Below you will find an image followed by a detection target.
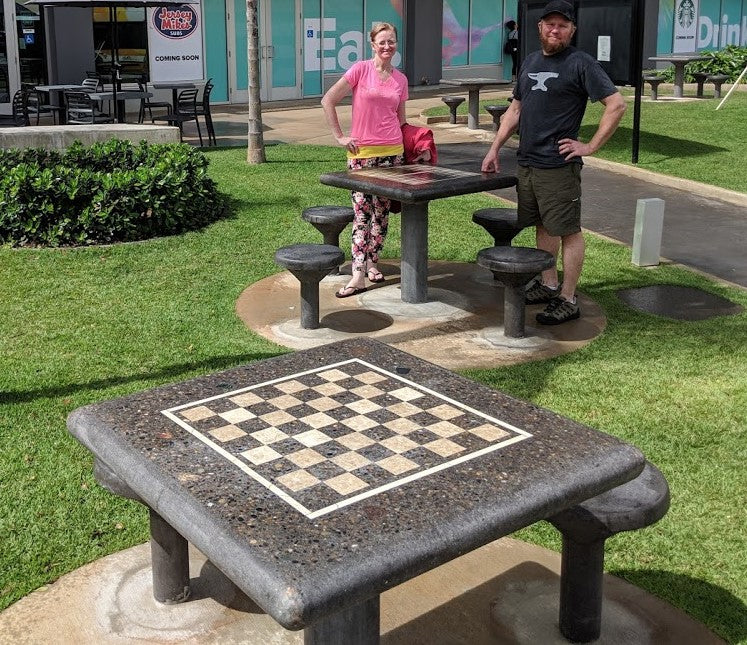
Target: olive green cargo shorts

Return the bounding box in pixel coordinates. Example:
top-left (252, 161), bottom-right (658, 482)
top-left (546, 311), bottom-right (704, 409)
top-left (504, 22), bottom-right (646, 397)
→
top-left (516, 164), bottom-right (582, 237)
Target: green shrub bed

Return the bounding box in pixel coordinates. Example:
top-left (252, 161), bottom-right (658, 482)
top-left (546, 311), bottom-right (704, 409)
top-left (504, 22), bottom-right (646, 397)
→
top-left (0, 139), bottom-right (228, 247)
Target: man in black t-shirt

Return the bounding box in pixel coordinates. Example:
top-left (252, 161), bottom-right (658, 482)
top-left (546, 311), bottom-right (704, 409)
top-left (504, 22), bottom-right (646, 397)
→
top-left (482, 0), bottom-right (626, 325)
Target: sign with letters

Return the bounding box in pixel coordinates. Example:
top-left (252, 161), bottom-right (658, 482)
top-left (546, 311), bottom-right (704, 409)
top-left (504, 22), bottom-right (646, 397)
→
top-left (147, 4), bottom-right (204, 81)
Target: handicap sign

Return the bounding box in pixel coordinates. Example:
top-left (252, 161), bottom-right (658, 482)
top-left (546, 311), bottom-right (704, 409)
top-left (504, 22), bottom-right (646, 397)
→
top-left (24, 34), bottom-right (35, 45)
top-left (306, 29), bottom-right (314, 38)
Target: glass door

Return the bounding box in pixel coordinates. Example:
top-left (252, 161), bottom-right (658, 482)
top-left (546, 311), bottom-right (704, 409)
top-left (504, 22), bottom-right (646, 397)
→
top-left (15, 1), bottom-right (48, 86)
top-left (228, 0), bottom-right (301, 104)
top-left (0, 0), bottom-right (20, 108)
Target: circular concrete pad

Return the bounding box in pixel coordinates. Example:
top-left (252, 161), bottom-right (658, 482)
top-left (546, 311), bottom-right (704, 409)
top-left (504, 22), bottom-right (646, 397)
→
top-left (237, 260), bottom-right (606, 370)
top-left (617, 285), bottom-right (743, 320)
top-left (0, 539), bottom-right (724, 645)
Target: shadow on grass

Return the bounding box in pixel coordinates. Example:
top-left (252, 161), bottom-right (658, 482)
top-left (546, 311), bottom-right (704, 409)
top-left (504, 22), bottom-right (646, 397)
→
top-left (0, 351), bottom-right (287, 405)
top-left (613, 568), bottom-right (747, 644)
top-left (579, 125), bottom-right (728, 161)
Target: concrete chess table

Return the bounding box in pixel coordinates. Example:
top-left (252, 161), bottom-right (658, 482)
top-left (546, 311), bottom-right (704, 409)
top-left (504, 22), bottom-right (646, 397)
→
top-left (68, 338), bottom-right (644, 644)
top-left (320, 165), bottom-right (517, 303)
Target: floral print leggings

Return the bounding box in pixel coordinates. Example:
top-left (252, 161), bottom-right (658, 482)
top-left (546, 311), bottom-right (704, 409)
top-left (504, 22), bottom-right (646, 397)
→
top-left (347, 153), bottom-right (405, 275)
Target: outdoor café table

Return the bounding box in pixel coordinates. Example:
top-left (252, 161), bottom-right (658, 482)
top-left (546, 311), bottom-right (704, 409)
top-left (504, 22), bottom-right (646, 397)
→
top-left (320, 164), bottom-right (517, 303)
top-left (88, 89), bottom-right (152, 123)
top-left (152, 81), bottom-right (197, 112)
top-left (439, 77), bottom-right (513, 128)
top-left (648, 55), bottom-right (708, 98)
top-left (34, 84), bottom-right (85, 124)
top-left (67, 338), bottom-right (644, 644)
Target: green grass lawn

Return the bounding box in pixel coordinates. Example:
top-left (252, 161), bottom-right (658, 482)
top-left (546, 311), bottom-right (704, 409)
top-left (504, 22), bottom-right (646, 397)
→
top-left (424, 91), bottom-right (747, 192)
top-left (1, 145), bottom-right (745, 643)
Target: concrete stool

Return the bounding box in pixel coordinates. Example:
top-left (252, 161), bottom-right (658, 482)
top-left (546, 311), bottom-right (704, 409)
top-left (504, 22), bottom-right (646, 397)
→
top-left (301, 205), bottom-right (354, 275)
top-left (707, 74), bottom-right (729, 98)
top-left (548, 461), bottom-right (670, 643)
top-left (692, 71), bottom-right (709, 97)
top-left (485, 104), bottom-right (508, 131)
top-left (472, 208), bottom-right (523, 247)
top-left (274, 244), bottom-right (344, 330)
top-left (476, 246), bottom-right (555, 338)
top-left (643, 74), bottom-right (664, 100)
top-left (441, 95), bottom-right (465, 124)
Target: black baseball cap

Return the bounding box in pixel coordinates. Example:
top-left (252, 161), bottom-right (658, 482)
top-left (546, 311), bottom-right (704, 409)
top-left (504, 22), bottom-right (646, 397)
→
top-left (540, 0), bottom-right (576, 22)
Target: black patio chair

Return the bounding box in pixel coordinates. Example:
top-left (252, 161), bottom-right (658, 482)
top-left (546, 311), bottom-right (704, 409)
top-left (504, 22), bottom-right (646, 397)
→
top-left (152, 87), bottom-right (203, 145)
top-left (64, 91), bottom-right (114, 124)
top-left (0, 90), bottom-right (30, 127)
top-left (23, 84), bottom-right (61, 125)
top-left (137, 79), bottom-right (172, 123)
top-left (194, 78), bottom-right (216, 145)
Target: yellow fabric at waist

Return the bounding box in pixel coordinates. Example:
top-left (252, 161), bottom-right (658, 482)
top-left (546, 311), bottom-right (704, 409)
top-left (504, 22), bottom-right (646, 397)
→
top-left (347, 143), bottom-right (404, 159)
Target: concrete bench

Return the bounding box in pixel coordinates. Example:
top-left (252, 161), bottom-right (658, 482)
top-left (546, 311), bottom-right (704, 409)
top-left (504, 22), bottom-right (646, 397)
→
top-left (301, 205), bottom-right (354, 275)
top-left (706, 74), bottom-right (729, 98)
top-left (548, 461), bottom-right (670, 642)
top-left (472, 208), bottom-right (523, 246)
top-left (484, 104), bottom-right (508, 131)
top-left (0, 123), bottom-right (180, 150)
top-left (274, 243), bottom-right (344, 329)
top-left (440, 95), bottom-right (465, 124)
top-left (642, 74), bottom-right (665, 100)
top-left (476, 246), bottom-right (556, 338)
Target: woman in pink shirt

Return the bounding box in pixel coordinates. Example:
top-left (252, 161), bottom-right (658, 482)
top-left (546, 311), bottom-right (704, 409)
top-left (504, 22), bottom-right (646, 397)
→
top-left (321, 22), bottom-right (409, 298)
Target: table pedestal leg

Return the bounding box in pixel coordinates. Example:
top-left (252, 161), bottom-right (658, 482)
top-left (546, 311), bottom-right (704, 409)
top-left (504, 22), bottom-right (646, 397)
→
top-left (149, 508), bottom-right (191, 604)
top-left (400, 202), bottom-right (428, 303)
top-left (673, 65), bottom-right (684, 98)
top-left (467, 89), bottom-right (480, 129)
top-left (304, 595), bottom-right (380, 645)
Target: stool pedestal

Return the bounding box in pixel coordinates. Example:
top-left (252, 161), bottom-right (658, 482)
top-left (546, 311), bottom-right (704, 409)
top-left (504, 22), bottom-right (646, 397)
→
top-left (275, 244), bottom-right (344, 329)
top-left (477, 246), bottom-right (555, 338)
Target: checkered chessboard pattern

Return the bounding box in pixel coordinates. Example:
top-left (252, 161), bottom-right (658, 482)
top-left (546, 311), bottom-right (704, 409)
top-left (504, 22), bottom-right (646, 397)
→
top-left (162, 359), bottom-right (531, 518)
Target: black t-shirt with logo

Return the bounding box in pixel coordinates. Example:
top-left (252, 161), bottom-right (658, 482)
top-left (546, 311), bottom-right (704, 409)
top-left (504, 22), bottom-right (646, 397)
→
top-left (514, 46), bottom-right (617, 168)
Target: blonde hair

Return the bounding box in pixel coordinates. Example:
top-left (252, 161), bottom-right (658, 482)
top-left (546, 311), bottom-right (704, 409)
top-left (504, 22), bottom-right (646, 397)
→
top-left (370, 22), bottom-right (397, 42)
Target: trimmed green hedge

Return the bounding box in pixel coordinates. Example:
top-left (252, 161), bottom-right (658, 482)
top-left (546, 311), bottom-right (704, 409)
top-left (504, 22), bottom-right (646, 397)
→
top-left (0, 139), bottom-right (229, 247)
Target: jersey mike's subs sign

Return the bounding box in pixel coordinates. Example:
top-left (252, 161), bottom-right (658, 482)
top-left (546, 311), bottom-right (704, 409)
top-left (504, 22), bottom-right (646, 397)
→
top-left (147, 4), bottom-right (203, 81)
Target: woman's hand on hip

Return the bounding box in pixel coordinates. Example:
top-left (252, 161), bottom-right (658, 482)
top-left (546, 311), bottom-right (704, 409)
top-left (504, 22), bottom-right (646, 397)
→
top-left (336, 135), bottom-right (359, 155)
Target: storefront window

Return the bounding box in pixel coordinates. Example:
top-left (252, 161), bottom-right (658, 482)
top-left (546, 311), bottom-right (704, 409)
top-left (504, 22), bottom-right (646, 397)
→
top-left (16, 2), bottom-right (47, 85)
top-left (442, 0), bottom-right (503, 68)
top-left (0, 6), bottom-right (9, 102)
top-left (93, 6), bottom-right (148, 78)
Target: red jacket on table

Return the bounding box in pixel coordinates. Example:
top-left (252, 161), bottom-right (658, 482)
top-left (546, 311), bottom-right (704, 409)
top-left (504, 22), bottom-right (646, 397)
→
top-left (401, 123), bottom-right (438, 165)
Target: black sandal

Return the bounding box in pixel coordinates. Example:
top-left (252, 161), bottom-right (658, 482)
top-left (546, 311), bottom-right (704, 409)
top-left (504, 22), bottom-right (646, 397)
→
top-left (335, 285), bottom-right (367, 298)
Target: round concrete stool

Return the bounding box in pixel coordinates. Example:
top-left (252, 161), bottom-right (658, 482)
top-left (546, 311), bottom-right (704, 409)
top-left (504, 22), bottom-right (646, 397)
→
top-left (484, 104), bottom-right (508, 131)
top-left (441, 95), bottom-right (465, 124)
top-left (548, 461), bottom-right (670, 642)
top-left (274, 244), bottom-right (344, 329)
top-left (706, 73), bottom-right (729, 98)
top-left (302, 205), bottom-right (354, 275)
top-left (476, 246), bottom-right (555, 338)
top-left (472, 208), bottom-right (523, 247)
top-left (692, 71), bottom-right (709, 97)
top-left (643, 74), bottom-right (664, 100)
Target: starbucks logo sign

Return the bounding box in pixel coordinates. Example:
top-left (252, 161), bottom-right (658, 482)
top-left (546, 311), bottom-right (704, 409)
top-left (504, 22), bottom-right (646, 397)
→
top-left (677, 0), bottom-right (696, 29)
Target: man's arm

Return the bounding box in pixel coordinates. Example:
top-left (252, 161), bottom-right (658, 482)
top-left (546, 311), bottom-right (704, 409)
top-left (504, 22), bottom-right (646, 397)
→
top-left (481, 99), bottom-right (522, 173)
top-left (558, 91), bottom-right (626, 161)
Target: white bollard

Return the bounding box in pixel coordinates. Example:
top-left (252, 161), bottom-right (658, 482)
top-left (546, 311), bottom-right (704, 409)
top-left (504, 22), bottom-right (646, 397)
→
top-left (632, 198), bottom-right (665, 267)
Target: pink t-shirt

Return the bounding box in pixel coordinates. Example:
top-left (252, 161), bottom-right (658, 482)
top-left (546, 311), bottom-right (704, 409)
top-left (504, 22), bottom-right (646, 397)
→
top-left (344, 60), bottom-right (409, 147)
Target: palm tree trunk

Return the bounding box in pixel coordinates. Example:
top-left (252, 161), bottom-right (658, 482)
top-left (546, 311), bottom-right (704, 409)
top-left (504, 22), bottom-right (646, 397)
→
top-left (246, 0), bottom-right (265, 164)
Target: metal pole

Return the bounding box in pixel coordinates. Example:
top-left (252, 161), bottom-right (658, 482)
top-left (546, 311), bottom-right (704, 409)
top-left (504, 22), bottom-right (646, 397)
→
top-left (631, 0), bottom-right (645, 164)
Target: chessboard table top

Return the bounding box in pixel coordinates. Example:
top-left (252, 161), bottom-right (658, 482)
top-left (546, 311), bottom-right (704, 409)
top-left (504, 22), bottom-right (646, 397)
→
top-left (68, 338), bottom-right (644, 629)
